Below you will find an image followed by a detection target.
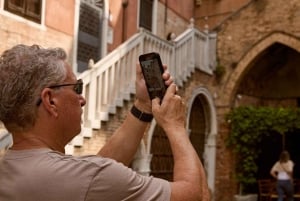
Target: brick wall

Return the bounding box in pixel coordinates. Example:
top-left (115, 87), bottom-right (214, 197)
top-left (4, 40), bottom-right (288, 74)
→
top-left (0, 8), bottom-right (74, 62)
top-left (156, 1), bottom-right (191, 40)
top-left (194, 0), bottom-right (251, 31)
top-left (74, 96), bottom-right (135, 156)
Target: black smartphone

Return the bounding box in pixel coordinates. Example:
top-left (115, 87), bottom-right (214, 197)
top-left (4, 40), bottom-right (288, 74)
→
top-left (139, 52), bottom-right (167, 100)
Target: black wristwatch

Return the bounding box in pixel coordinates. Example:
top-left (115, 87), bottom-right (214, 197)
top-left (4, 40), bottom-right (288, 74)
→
top-left (131, 105), bottom-right (153, 122)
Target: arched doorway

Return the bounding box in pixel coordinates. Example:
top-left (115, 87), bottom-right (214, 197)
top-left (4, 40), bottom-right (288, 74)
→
top-left (235, 43), bottom-right (300, 182)
top-left (148, 87), bottom-right (217, 198)
top-left (223, 32), bottom-right (300, 193)
top-left (188, 94), bottom-right (209, 163)
top-left (187, 88), bottom-right (217, 199)
top-left (149, 125), bottom-right (173, 181)
top-left (257, 130), bottom-right (300, 180)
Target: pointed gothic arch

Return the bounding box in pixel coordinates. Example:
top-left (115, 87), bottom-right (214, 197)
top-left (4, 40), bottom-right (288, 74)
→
top-left (223, 31), bottom-right (300, 105)
top-left (186, 87), bottom-right (218, 199)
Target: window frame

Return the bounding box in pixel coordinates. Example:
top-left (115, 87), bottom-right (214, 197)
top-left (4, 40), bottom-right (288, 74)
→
top-left (2, 0), bottom-right (45, 25)
top-left (138, 0), bottom-right (153, 31)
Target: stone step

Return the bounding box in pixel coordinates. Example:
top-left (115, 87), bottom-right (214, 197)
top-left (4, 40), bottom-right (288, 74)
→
top-left (0, 128), bottom-right (12, 150)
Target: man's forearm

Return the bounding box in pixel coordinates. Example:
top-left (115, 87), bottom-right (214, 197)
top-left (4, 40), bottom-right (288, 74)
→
top-left (97, 101), bottom-right (150, 166)
top-left (168, 127), bottom-right (210, 201)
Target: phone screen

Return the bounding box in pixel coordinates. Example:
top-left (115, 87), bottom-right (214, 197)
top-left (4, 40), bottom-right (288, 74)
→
top-left (139, 53), bottom-right (167, 100)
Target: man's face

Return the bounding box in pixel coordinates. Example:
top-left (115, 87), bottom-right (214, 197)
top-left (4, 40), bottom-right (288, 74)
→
top-left (55, 62), bottom-right (86, 141)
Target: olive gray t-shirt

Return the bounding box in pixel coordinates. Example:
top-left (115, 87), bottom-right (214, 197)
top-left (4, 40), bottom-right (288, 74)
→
top-left (0, 149), bottom-right (170, 201)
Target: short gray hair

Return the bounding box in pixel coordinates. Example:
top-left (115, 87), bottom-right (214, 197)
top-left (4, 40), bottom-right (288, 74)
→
top-left (0, 44), bottom-right (67, 132)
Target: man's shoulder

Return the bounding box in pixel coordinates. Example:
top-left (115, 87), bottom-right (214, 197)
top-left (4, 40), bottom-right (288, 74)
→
top-left (4, 149), bottom-right (117, 177)
top-left (46, 150), bottom-right (117, 171)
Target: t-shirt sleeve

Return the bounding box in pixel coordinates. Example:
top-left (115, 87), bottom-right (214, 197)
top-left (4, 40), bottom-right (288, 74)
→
top-left (85, 158), bottom-right (171, 201)
top-left (271, 162), bottom-right (279, 173)
top-left (287, 160), bottom-right (294, 172)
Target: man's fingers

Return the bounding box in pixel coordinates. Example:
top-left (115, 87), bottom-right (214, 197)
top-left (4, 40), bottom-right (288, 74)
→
top-left (164, 84), bottom-right (177, 100)
top-left (136, 63), bottom-right (143, 80)
top-left (152, 97), bottom-right (161, 110)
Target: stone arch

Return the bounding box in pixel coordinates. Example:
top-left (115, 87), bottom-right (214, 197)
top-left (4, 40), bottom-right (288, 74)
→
top-left (222, 31), bottom-right (300, 106)
top-left (186, 87), bottom-right (218, 200)
top-left (139, 87), bottom-right (217, 196)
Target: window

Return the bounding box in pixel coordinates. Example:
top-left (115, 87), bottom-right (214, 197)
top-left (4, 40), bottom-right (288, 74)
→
top-left (4, 0), bottom-right (42, 23)
top-left (76, 0), bottom-right (104, 72)
top-left (139, 0), bottom-right (153, 31)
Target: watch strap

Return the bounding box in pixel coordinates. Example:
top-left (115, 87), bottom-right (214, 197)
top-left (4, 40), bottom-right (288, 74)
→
top-left (131, 105), bottom-right (153, 122)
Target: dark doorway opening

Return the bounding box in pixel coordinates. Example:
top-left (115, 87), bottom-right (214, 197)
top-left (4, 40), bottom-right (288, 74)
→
top-left (257, 129), bottom-right (300, 180)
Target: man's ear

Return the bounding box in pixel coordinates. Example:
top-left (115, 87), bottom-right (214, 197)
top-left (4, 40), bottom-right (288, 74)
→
top-left (40, 88), bottom-right (58, 117)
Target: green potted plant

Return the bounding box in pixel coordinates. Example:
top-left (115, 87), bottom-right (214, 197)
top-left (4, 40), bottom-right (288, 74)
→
top-left (214, 59), bottom-right (226, 83)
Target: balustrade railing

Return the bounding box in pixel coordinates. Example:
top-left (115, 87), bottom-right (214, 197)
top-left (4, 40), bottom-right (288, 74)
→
top-left (65, 27), bottom-right (217, 153)
top-left (0, 26), bottom-right (217, 154)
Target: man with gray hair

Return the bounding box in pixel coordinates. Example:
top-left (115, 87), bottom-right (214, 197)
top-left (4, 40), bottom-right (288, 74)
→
top-left (0, 44), bottom-right (209, 201)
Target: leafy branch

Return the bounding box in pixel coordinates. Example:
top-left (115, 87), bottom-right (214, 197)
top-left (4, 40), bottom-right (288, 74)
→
top-left (226, 106), bottom-right (300, 193)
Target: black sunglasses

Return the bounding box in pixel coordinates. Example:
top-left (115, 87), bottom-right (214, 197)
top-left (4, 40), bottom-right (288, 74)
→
top-left (48, 79), bottom-right (83, 94)
top-left (36, 79), bottom-right (83, 106)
